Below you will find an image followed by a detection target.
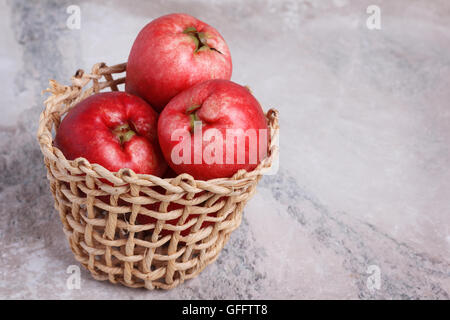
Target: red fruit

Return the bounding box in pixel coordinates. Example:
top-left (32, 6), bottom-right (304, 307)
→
top-left (55, 91), bottom-right (167, 176)
top-left (125, 13), bottom-right (232, 112)
top-left (158, 79), bottom-right (269, 180)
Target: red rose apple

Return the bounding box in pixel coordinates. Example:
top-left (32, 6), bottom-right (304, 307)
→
top-left (157, 79), bottom-right (268, 180)
top-left (125, 13), bottom-right (232, 112)
top-left (55, 91), bottom-right (167, 176)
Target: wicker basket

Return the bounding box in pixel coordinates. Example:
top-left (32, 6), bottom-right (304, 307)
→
top-left (37, 62), bottom-right (279, 290)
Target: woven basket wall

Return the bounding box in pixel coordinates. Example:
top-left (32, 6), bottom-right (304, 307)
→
top-left (37, 62), bottom-right (279, 290)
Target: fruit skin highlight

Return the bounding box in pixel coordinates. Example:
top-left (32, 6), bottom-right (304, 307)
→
top-left (158, 79), bottom-right (269, 180)
top-left (125, 13), bottom-right (232, 112)
top-left (55, 91), bottom-right (167, 176)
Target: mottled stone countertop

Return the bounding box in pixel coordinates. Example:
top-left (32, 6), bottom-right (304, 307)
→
top-left (1, 0), bottom-right (449, 299)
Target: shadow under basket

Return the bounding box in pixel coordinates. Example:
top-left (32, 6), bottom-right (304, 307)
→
top-left (37, 62), bottom-right (279, 290)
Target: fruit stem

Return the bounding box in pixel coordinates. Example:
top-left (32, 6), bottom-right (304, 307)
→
top-left (121, 130), bottom-right (136, 143)
top-left (186, 104), bottom-right (201, 114)
top-left (189, 112), bottom-right (201, 133)
top-left (112, 123), bottom-right (136, 144)
top-left (183, 26), bottom-right (221, 54)
top-left (183, 26), bottom-right (197, 34)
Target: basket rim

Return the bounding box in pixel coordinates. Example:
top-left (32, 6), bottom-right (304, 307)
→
top-left (37, 62), bottom-right (279, 188)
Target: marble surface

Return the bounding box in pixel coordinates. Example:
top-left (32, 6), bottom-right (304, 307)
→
top-left (1, 0), bottom-right (449, 299)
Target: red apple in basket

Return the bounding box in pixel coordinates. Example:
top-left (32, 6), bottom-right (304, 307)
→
top-left (157, 79), bottom-right (269, 180)
top-left (55, 91), bottom-right (167, 176)
top-left (125, 13), bottom-right (232, 112)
